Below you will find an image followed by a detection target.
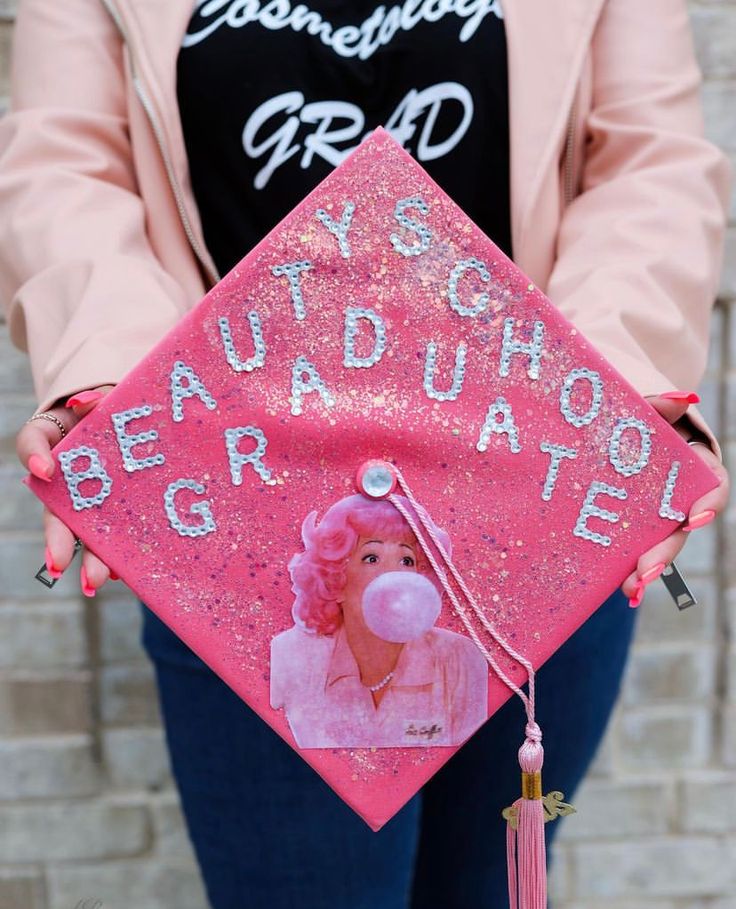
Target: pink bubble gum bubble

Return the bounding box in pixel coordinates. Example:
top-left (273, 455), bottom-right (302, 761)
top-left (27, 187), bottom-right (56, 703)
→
top-left (362, 571), bottom-right (441, 643)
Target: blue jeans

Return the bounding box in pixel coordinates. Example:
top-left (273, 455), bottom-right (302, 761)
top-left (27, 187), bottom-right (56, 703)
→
top-left (140, 588), bottom-right (636, 909)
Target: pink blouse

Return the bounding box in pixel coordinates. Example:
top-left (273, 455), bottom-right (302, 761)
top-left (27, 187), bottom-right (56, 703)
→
top-left (270, 623), bottom-right (488, 748)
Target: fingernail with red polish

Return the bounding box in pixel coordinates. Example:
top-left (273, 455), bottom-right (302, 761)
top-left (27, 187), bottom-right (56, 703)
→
top-left (80, 565), bottom-right (96, 597)
top-left (660, 391), bottom-right (700, 403)
top-left (45, 546), bottom-right (62, 579)
top-left (629, 581), bottom-right (644, 608)
top-left (639, 561), bottom-right (666, 585)
top-left (28, 453), bottom-right (53, 482)
top-left (65, 390), bottom-right (105, 408)
top-left (683, 509), bottom-right (716, 532)
top-left (109, 570), bottom-right (120, 581)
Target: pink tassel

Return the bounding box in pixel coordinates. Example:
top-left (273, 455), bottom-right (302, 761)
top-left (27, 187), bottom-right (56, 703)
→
top-left (507, 722), bottom-right (547, 909)
top-left (384, 469), bottom-right (551, 906)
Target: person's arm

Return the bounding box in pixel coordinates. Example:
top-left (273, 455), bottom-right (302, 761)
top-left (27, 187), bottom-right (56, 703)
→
top-left (0, 0), bottom-right (193, 593)
top-left (0, 0), bottom-right (191, 414)
top-left (545, 0), bottom-right (732, 462)
top-left (544, 0), bottom-right (731, 605)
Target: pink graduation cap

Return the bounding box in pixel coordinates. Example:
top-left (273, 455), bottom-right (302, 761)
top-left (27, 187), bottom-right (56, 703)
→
top-left (26, 127), bottom-right (719, 907)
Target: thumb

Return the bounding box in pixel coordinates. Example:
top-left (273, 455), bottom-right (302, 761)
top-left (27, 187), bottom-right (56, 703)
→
top-left (643, 391), bottom-right (698, 426)
top-left (64, 384), bottom-right (116, 419)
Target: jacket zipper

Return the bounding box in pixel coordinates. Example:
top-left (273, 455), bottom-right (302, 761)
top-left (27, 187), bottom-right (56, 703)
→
top-left (98, 0), bottom-right (221, 288)
top-left (562, 87), bottom-right (578, 208)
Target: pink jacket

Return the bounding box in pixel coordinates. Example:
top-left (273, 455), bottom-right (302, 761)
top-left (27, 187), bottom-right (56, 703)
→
top-left (0, 0), bottom-right (731, 458)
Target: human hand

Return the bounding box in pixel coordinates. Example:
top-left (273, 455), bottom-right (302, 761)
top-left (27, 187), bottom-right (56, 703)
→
top-left (18, 385), bottom-right (117, 597)
top-left (621, 391), bottom-right (730, 608)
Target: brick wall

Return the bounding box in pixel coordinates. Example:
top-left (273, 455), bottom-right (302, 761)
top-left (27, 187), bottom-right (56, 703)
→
top-left (0, 2), bottom-right (734, 907)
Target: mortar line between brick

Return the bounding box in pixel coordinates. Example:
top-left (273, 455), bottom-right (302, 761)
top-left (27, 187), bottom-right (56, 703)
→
top-left (39, 863), bottom-right (49, 909)
top-left (713, 298), bottom-right (732, 760)
top-left (82, 594), bottom-right (104, 768)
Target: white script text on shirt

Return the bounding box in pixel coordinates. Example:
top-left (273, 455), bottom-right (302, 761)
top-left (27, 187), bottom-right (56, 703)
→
top-left (184, 0), bottom-right (504, 59)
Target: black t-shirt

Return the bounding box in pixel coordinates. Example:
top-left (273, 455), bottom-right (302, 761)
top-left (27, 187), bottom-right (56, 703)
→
top-left (176, 0), bottom-right (511, 278)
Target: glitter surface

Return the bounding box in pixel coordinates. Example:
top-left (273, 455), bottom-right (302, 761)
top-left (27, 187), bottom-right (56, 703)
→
top-left (26, 127), bottom-right (720, 832)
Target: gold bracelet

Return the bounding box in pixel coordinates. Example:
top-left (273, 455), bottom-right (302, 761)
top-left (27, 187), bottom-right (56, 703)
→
top-left (25, 411), bottom-right (68, 439)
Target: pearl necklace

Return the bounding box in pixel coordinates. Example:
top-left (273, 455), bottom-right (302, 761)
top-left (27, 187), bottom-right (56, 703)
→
top-left (366, 670), bottom-right (394, 692)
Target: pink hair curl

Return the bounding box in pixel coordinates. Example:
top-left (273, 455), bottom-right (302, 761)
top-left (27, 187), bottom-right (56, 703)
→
top-left (288, 494), bottom-right (452, 635)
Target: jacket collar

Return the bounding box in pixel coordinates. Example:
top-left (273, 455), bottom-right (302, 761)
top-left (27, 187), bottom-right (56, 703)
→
top-left (105, 0), bottom-right (606, 269)
top-left (325, 623), bottom-right (436, 690)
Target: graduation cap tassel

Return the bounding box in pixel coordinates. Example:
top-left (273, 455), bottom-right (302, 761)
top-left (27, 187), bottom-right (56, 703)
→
top-left (507, 722), bottom-right (547, 909)
top-left (355, 462), bottom-right (557, 909)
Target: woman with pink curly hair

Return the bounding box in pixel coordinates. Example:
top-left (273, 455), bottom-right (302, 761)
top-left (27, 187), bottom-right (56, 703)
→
top-left (270, 494), bottom-right (488, 748)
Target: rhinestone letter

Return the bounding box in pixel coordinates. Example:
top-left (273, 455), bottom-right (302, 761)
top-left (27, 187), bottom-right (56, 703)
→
top-left (499, 317), bottom-right (545, 380)
top-left (608, 417), bottom-right (652, 477)
top-left (111, 406), bottom-right (165, 473)
top-left (477, 396), bottom-right (522, 453)
top-left (315, 201), bottom-right (355, 258)
top-left (344, 307), bottom-right (387, 368)
top-left (390, 196), bottom-right (432, 257)
top-left (225, 426), bottom-right (272, 485)
top-left (560, 367), bottom-right (603, 428)
top-left (290, 355), bottom-right (335, 416)
top-left (448, 258), bottom-right (491, 317)
top-left (170, 360), bottom-right (217, 423)
top-left (58, 446), bottom-right (113, 511)
top-left (423, 341), bottom-right (467, 401)
top-left (218, 311), bottom-right (266, 372)
top-left (163, 479), bottom-right (217, 538)
top-left (539, 441), bottom-right (577, 501)
top-left (659, 460), bottom-right (686, 522)
top-left (573, 480), bottom-right (627, 546)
